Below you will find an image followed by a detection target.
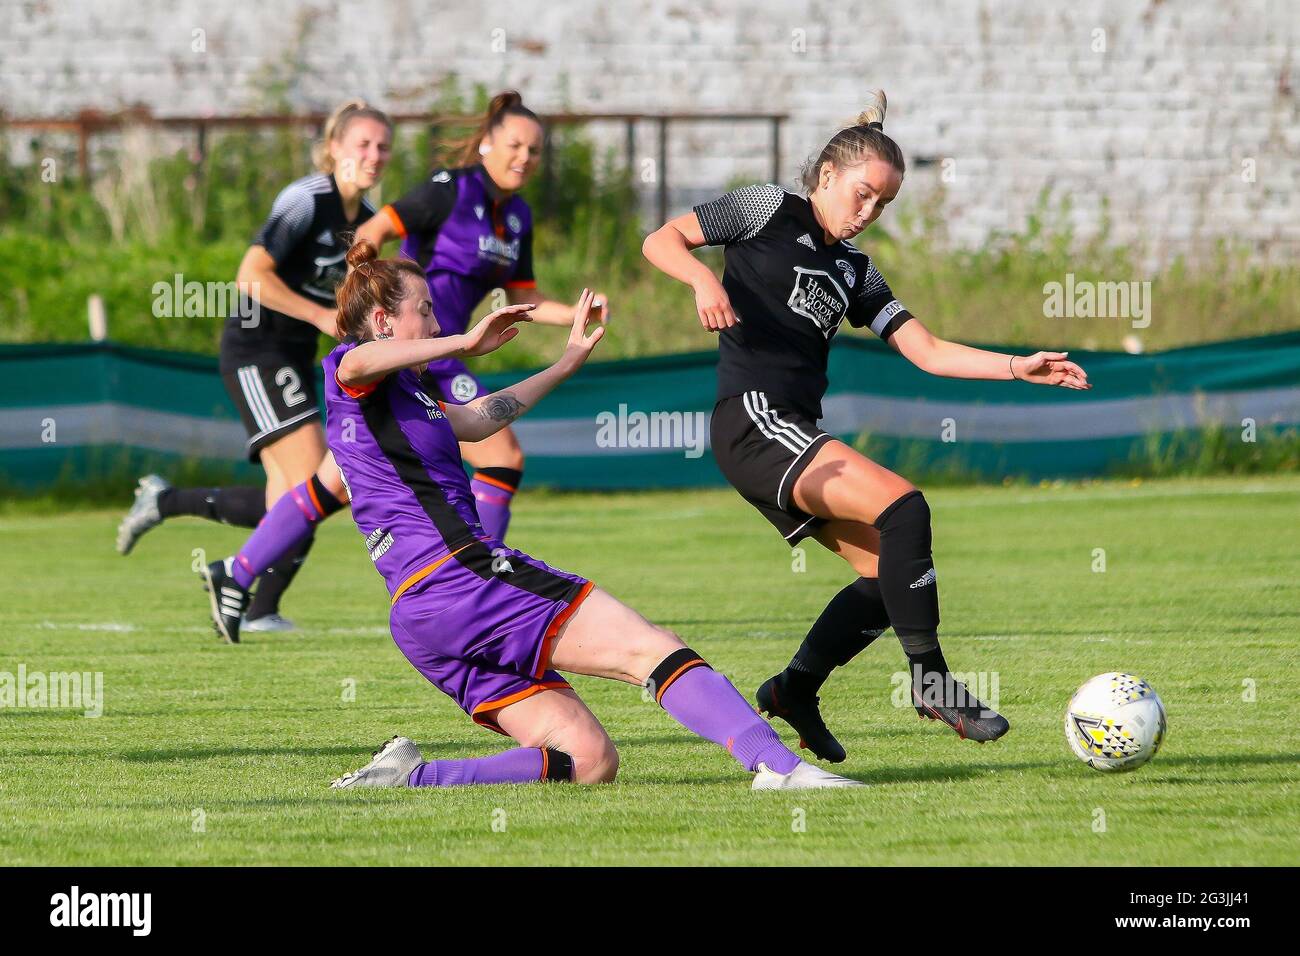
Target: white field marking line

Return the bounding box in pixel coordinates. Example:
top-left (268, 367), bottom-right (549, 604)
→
top-left (38, 621), bottom-right (135, 632)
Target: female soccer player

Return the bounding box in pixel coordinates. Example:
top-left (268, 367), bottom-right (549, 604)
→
top-left (642, 91), bottom-right (1090, 762)
top-left (117, 99), bottom-right (394, 633)
top-left (197, 90), bottom-right (609, 643)
top-left (354, 89), bottom-right (609, 541)
top-left (322, 240), bottom-right (854, 791)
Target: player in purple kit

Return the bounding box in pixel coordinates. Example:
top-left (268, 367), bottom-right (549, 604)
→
top-left (355, 89), bottom-right (606, 541)
top-left (307, 240), bottom-right (856, 790)
top-left (197, 91), bottom-right (608, 643)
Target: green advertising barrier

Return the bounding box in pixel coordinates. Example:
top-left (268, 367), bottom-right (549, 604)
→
top-left (2, 333), bottom-right (1298, 491)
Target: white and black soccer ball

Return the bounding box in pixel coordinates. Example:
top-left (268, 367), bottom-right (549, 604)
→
top-left (1065, 672), bottom-right (1167, 772)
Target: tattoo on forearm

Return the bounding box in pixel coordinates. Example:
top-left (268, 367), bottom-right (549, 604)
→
top-left (476, 392), bottom-right (525, 424)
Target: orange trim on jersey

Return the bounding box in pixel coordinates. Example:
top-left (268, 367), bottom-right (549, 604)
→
top-left (540, 748), bottom-right (549, 780)
top-left (381, 204), bottom-right (407, 238)
top-left (335, 370), bottom-right (379, 399)
top-left (534, 580), bottom-right (596, 679)
top-left (655, 657), bottom-right (707, 704)
top-left (389, 543), bottom-right (473, 605)
top-left (471, 680), bottom-right (572, 735)
top-left (504, 279), bottom-right (537, 290)
top-left (472, 472), bottom-right (518, 494)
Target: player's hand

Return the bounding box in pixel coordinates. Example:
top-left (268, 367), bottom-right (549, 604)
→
top-left (588, 292), bottom-right (612, 327)
top-left (560, 288), bottom-right (606, 371)
top-left (692, 276), bottom-right (739, 332)
top-left (1013, 352), bottom-right (1091, 390)
top-left (462, 303), bottom-right (535, 357)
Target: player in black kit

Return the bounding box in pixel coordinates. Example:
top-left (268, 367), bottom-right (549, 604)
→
top-left (644, 90), bottom-right (1090, 762)
top-left (116, 99), bottom-right (394, 632)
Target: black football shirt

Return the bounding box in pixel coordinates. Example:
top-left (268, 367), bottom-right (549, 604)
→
top-left (694, 183), bottom-right (912, 420)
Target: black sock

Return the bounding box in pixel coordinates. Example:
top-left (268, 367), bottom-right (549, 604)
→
top-left (475, 466), bottom-right (523, 492)
top-left (246, 532), bottom-right (315, 619)
top-left (873, 489), bottom-right (950, 686)
top-left (157, 486), bottom-right (267, 528)
top-left (783, 577), bottom-right (891, 696)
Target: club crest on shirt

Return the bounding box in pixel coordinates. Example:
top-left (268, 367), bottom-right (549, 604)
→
top-left (450, 374), bottom-right (479, 402)
top-left (506, 213), bottom-right (522, 234)
top-left (431, 171), bottom-right (452, 183)
top-left (787, 267), bottom-right (850, 339)
top-left (835, 258), bottom-right (856, 289)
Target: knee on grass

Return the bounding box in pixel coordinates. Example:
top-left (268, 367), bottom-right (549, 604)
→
top-left (565, 733), bottom-right (619, 784)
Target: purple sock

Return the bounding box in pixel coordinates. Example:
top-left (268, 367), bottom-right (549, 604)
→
top-left (407, 747), bottom-right (570, 787)
top-left (232, 481), bottom-right (324, 589)
top-left (471, 472), bottom-right (517, 542)
top-left (655, 656), bottom-right (801, 774)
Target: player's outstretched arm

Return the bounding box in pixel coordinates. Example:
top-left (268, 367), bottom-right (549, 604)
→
top-left (507, 285), bottom-right (611, 328)
top-left (444, 289), bottom-right (605, 442)
top-left (889, 317), bottom-right (1091, 390)
top-left (338, 304), bottom-right (536, 388)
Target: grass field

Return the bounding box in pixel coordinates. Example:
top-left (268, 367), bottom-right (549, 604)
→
top-left (1, 475), bottom-right (1297, 866)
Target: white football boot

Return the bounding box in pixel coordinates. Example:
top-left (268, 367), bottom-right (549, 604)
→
top-left (330, 736), bottom-right (424, 789)
top-left (752, 760), bottom-right (865, 790)
top-left (116, 474), bottom-right (171, 555)
top-left (242, 613), bottom-right (296, 633)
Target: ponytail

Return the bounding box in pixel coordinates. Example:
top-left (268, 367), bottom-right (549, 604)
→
top-left (799, 89), bottom-right (905, 194)
top-left (457, 90), bottom-right (542, 166)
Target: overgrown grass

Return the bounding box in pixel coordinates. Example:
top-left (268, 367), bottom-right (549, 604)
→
top-left (2, 107), bottom-right (1297, 362)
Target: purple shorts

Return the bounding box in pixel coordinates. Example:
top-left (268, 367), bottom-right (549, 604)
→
top-left (421, 358), bottom-right (485, 406)
top-left (388, 542), bottom-right (593, 735)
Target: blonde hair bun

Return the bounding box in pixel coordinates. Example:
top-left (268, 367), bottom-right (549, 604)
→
top-left (855, 89), bottom-right (888, 129)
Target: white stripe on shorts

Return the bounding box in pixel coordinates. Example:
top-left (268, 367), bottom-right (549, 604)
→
top-left (755, 392), bottom-right (814, 447)
top-left (743, 391), bottom-right (802, 456)
top-left (237, 366), bottom-right (277, 434)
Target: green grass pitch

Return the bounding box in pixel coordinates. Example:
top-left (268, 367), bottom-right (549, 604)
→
top-left (1, 475), bottom-right (1297, 865)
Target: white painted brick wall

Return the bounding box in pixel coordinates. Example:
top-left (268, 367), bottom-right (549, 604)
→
top-left (2, 0), bottom-right (1297, 264)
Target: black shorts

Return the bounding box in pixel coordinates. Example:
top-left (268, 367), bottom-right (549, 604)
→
top-left (220, 353), bottom-right (321, 462)
top-left (710, 391), bottom-right (834, 544)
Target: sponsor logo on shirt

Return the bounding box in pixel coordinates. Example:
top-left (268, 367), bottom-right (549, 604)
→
top-left (411, 389), bottom-right (447, 419)
top-left (477, 233), bottom-right (521, 266)
top-left (787, 267), bottom-right (850, 339)
top-left (474, 204), bottom-right (485, 220)
top-left (431, 170), bottom-right (452, 183)
top-left (303, 248), bottom-right (348, 302)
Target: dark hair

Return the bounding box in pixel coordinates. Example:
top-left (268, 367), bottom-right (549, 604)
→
top-left (799, 90), bottom-right (905, 193)
top-left (458, 90), bottom-right (543, 166)
top-left (335, 240), bottom-right (426, 340)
